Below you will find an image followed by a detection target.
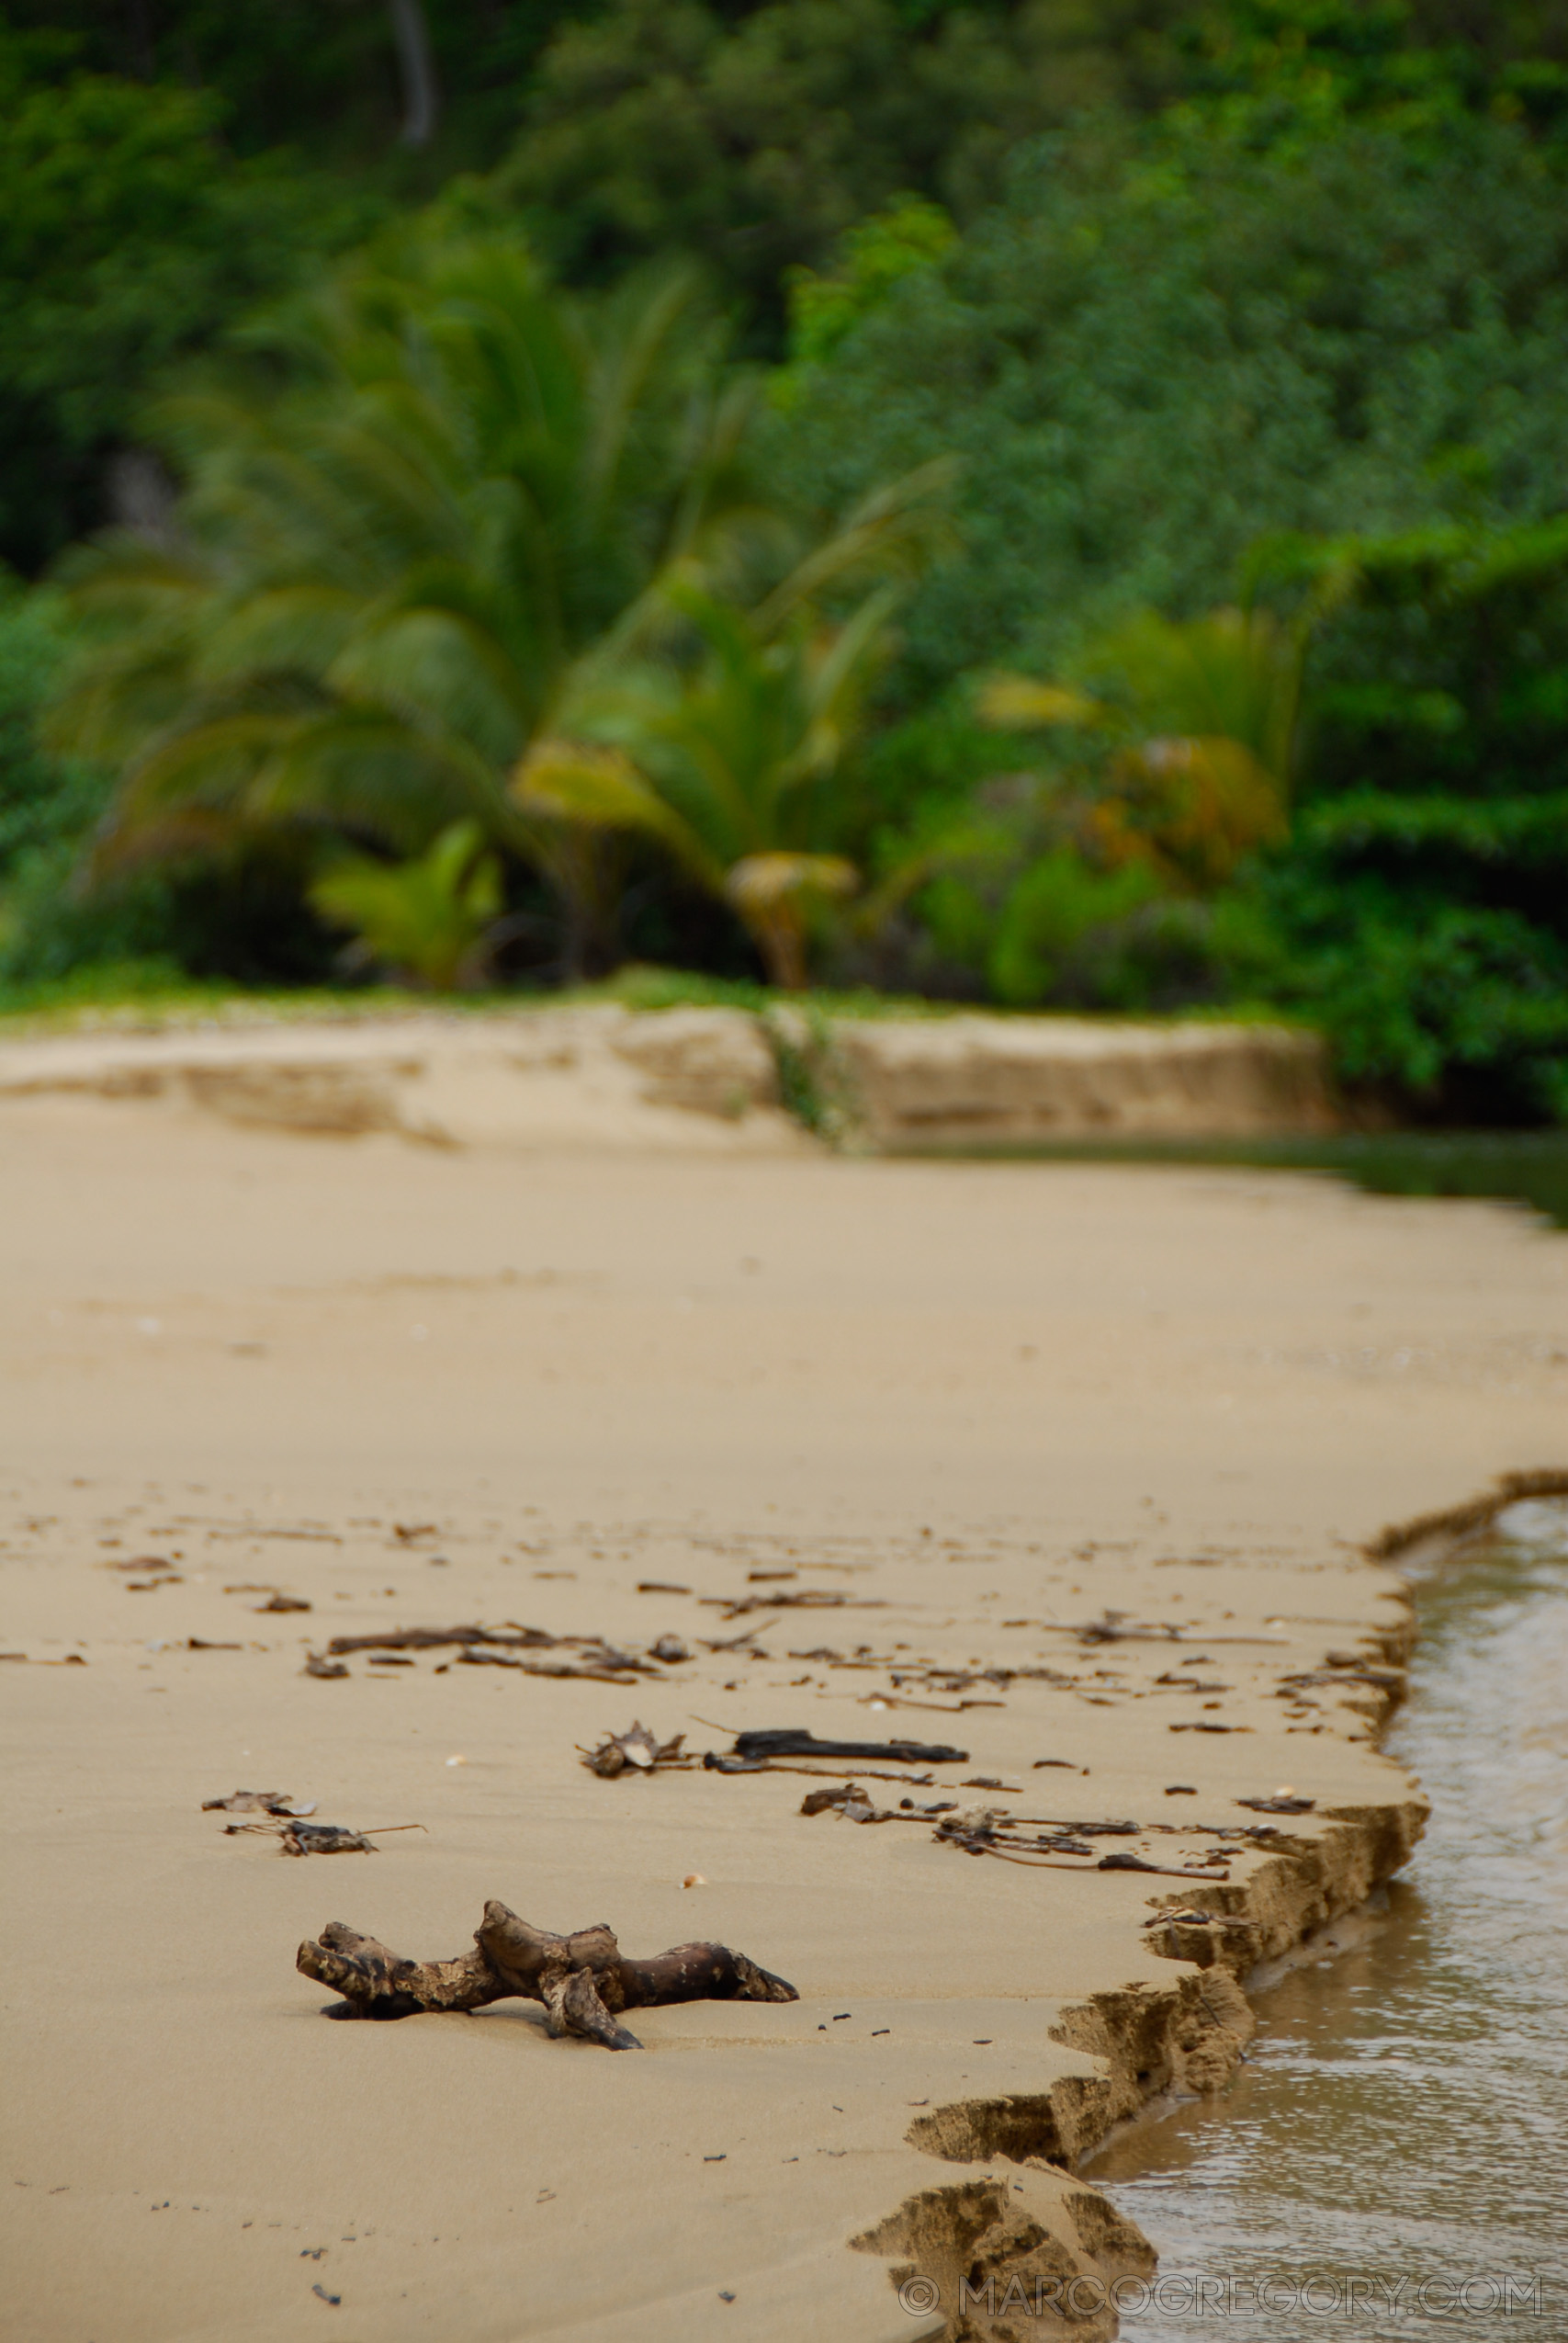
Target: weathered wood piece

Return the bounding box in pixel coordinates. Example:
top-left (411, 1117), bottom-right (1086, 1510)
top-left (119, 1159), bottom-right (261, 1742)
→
top-left (729, 1727), bottom-right (967, 1764)
top-left (298, 1900), bottom-right (797, 2047)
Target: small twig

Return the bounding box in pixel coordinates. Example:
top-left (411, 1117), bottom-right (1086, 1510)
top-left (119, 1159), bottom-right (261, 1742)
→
top-left (965, 1846), bottom-right (1230, 1877)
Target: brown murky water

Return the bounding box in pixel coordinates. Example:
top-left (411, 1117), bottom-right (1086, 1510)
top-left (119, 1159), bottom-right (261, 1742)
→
top-left (1089, 1500), bottom-right (1568, 2337)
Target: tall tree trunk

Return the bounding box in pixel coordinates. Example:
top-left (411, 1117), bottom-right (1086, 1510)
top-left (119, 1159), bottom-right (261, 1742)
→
top-left (388, 0), bottom-right (439, 148)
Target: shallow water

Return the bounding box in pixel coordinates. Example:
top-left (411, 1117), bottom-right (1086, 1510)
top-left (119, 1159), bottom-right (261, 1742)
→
top-left (1087, 1499), bottom-right (1568, 2337)
top-left (953, 1134), bottom-right (1568, 1231)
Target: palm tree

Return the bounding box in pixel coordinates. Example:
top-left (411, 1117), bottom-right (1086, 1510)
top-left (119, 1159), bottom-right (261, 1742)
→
top-left (980, 606), bottom-right (1303, 890)
top-left (48, 226), bottom-right (761, 975)
top-left (511, 571), bottom-right (905, 990)
top-left (309, 819), bottom-right (502, 989)
top-left (52, 221), bottom-right (944, 985)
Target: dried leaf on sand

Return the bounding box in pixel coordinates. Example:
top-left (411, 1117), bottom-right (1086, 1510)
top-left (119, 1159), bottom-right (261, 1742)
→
top-left (581, 1723), bottom-right (691, 1778)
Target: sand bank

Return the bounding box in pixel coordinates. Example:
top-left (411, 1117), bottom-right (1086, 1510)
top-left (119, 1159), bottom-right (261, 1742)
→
top-left (1, 1081), bottom-right (1563, 2341)
top-left (0, 1002), bottom-right (1335, 1152)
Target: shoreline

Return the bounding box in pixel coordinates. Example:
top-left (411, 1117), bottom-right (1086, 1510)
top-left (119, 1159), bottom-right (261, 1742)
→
top-left (2, 1093), bottom-right (1564, 2340)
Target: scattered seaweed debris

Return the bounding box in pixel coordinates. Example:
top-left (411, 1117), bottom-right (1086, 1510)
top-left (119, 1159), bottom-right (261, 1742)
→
top-left (324, 1624), bottom-right (556, 1656)
top-left (800, 1783), bottom-right (955, 1824)
top-left (202, 1790), bottom-right (318, 1817)
top-left (282, 1824), bottom-right (402, 1857)
top-left (801, 1783), bottom-right (887, 1823)
top-left (322, 1624), bottom-right (665, 1681)
top-left (700, 1589), bottom-right (886, 1621)
top-left (801, 1783), bottom-right (860, 1817)
top-left (297, 1901), bottom-right (797, 2046)
top-left (304, 1654), bottom-right (350, 1679)
top-left (225, 1820), bottom-right (426, 1856)
top-left (727, 1728), bottom-right (966, 1765)
top-left (456, 1646), bottom-right (646, 1684)
top-left (1035, 1612), bottom-right (1289, 1648)
top-left (931, 1809), bottom-right (1232, 1877)
top-left (1237, 1794), bottom-right (1315, 1814)
top-left (254, 1593), bottom-right (311, 1613)
top-left (581, 1724), bottom-right (691, 1778)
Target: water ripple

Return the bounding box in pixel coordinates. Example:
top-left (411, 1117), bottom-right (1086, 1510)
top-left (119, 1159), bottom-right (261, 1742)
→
top-left (1089, 1500), bottom-right (1568, 2337)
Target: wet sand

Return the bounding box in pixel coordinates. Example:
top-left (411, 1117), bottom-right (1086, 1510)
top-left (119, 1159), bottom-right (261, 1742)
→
top-left (2, 1092), bottom-right (1564, 2341)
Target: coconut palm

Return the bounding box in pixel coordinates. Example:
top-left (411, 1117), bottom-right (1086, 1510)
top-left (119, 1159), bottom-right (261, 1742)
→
top-left (511, 575), bottom-right (900, 989)
top-left (47, 226), bottom-right (763, 974)
top-left (51, 221), bottom-right (943, 982)
top-left (979, 606), bottom-right (1303, 890)
top-left (309, 819), bottom-right (503, 989)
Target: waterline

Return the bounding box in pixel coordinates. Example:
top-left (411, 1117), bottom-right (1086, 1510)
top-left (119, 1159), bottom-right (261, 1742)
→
top-left (1086, 1500), bottom-right (1568, 2337)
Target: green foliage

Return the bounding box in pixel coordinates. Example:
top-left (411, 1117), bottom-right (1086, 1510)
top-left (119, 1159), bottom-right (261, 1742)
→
top-left (981, 605), bottom-right (1302, 889)
top-left (0, 577), bottom-right (200, 982)
top-left (770, 119), bottom-right (1568, 694)
top-left (0, 582), bottom-right (99, 869)
top-left (1251, 895), bottom-right (1568, 1117)
top-left (0, 0), bottom-right (576, 178)
top-left (987, 851), bottom-right (1158, 1004)
top-left (310, 819), bottom-right (504, 987)
top-left (8, 1), bottom-right (1568, 1118)
top-left (497, 0), bottom-right (1568, 344)
top-left (46, 225), bottom-right (765, 973)
top-left (499, 0), bottom-right (1196, 338)
top-left (782, 197), bottom-right (958, 378)
top-left (901, 828), bottom-right (1233, 1011)
top-left (516, 569), bottom-right (912, 986)
top-left (0, 35), bottom-right (371, 570)
top-left (1064, 605), bottom-right (1305, 784)
top-left (1168, 0), bottom-right (1568, 146)
top-left (1233, 516), bottom-right (1568, 1116)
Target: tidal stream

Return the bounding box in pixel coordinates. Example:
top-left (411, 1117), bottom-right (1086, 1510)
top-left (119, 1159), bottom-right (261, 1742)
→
top-left (1088, 1500), bottom-right (1568, 2337)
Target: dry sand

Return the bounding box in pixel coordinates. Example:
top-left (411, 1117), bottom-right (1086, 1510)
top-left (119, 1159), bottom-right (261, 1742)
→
top-left (2, 1089), bottom-right (1565, 2342)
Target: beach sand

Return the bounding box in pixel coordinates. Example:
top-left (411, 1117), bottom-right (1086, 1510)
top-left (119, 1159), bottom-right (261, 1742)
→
top-left (2, 1091), bottom-right (1564, 2341)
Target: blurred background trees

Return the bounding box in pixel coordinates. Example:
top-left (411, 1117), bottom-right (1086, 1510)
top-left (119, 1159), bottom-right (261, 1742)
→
top-left (1, 0), bottom-right (1565, 1115)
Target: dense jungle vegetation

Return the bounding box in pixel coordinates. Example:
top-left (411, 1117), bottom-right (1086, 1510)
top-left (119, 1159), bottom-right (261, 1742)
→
top-left (2, 0), bottom-right (1566, 1120)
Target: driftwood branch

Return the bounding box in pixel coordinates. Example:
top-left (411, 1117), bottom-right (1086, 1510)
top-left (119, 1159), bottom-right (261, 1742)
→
top-left (298, 1900), bottom-right (797, 2048)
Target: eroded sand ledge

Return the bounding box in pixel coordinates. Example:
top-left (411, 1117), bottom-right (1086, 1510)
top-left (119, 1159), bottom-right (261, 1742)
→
top-left (1, 1078), bottom-right (1564, 2342)
top-left (0, 1001), bottom-right (1337, 1150)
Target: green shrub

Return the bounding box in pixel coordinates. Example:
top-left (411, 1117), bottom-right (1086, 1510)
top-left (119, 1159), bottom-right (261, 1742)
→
top-left (770, 119), bottom-right (1568, 694)
top-left (310, 822), bottom-right (505, 990)
top-left (987, 851), bottom-right (1161, 1004)
top-left (0, 40), bottom-right (369, 570)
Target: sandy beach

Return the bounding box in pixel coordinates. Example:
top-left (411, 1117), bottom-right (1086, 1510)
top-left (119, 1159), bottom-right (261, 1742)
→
top-left (3, 1081), bottom-right (1565, 2342)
